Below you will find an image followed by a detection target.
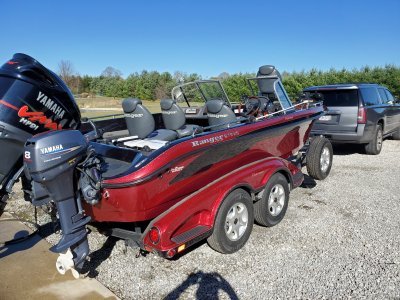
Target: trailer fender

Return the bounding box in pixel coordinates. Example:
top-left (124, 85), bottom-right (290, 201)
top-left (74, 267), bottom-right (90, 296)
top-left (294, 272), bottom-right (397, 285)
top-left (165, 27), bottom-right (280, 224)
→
top-left (142, 157), bottom-right (300, 256)
top-left (209, 157), bottom-right (295, 225)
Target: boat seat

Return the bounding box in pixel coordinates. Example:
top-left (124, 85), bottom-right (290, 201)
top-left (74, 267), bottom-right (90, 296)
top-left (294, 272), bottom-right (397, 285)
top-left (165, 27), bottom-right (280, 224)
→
top-left (206, 99), bottom-right (237, 131)
top-left (122, 98), bottom-right (177, 142)
top-left (160, 99), bottom-right (201, 138)
top-left (122, 98), bottom-right (155, 139)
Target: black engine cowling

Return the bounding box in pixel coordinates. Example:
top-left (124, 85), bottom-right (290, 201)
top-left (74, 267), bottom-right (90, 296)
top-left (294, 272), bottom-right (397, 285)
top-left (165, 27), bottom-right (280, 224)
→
top-left (0, 53), bottom-right (81, 200)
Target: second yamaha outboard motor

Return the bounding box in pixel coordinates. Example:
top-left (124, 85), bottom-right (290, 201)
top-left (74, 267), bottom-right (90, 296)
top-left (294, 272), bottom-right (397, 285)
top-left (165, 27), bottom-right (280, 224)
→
top-left (0, 53), bottom-right (81, 208)
top-left (24, 130), bottom-right (91, 277)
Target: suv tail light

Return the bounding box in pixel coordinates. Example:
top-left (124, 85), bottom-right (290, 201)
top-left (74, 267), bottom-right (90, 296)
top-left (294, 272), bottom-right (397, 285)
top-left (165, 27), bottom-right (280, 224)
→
top-left (357, 106), bottom-right (366, 124)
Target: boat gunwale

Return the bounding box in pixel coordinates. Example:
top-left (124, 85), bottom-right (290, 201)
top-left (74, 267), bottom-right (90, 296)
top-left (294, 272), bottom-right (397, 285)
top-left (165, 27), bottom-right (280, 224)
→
top-left (102, 103), bottom-right (324, 188)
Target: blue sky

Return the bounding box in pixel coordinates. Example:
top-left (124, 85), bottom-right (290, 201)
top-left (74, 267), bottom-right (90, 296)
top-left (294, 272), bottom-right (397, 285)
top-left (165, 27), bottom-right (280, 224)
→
top-left (1, 0), bottom-right (399, 78)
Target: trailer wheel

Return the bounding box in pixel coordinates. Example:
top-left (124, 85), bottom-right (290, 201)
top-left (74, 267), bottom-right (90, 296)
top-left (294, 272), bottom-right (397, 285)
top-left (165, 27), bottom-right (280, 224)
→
top-left (207, 189), bottom-right (253, 254)
top-left (254, 173), bottom-right (289, 227)
top-left (306, 136), bottom-right (333, 180)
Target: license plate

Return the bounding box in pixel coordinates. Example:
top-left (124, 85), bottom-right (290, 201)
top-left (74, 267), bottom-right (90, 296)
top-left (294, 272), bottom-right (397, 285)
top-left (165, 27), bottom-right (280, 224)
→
top-left (319, 115), bottom-right (332, 121)
top-left (185, 108), bottom-right (197, 114)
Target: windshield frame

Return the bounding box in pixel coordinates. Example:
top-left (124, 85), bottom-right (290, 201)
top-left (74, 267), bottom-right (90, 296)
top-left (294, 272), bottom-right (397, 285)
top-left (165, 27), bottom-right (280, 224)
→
top-left (171, 80), bottom-right (231, 107)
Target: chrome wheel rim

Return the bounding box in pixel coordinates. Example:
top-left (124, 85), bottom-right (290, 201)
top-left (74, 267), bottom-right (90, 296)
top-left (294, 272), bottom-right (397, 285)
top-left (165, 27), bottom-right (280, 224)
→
top-left (377, 129), bottom-right (383, 151)
top-left (320, 146), bottom-right (331, 173)
top-left (268, 184), bottom-right (285, 217)
top-left (225, 203), bottom-right (249, 241)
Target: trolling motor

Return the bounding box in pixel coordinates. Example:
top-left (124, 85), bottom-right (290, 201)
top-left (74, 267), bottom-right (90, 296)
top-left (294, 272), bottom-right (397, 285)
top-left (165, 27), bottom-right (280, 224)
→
top-left (24, 129), bottom-right (94, 277)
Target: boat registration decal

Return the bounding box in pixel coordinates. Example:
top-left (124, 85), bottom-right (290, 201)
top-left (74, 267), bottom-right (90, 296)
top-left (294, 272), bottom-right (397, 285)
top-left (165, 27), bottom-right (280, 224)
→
top-left (171, 166), bottom-right (184, 173)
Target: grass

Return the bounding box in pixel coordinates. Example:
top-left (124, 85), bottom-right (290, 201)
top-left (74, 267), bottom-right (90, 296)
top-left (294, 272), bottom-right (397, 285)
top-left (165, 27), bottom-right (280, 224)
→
top-left (76, 96), bottom-right (162, 118)
top-left (79, 110), bottom-right (122, 119)
top-left (76, 96), bottom-right (122, 109)
top-left (76, 96), bottom-right (195, 119)
top-left (77, 97), bottom-right (238, 119)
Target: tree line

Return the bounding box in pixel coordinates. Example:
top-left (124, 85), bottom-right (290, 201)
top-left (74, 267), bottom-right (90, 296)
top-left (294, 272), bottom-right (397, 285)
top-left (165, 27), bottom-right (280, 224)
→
top-left (60, 62), bottom-right (400, 102)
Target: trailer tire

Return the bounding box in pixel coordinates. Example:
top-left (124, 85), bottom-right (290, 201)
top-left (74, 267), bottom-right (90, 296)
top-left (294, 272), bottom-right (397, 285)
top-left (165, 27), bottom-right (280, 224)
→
top-left (306, 136), bottom-right (333, 180)
top-left (207, 189), bottom-right (253, 254)
top-left (254, 173), bottom-right (289, 227)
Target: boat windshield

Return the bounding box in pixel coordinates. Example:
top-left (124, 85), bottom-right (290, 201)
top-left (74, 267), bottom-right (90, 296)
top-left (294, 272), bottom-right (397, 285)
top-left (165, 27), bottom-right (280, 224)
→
top-left (246, 76), bottom-right (294, 110)
top-left (171, 80), bottom-right (230, 107)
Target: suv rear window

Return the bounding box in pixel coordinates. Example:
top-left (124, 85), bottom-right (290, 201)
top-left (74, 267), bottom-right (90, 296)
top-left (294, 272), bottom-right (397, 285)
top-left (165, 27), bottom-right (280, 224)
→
top-left (307, 89), bottom-right (359, 107)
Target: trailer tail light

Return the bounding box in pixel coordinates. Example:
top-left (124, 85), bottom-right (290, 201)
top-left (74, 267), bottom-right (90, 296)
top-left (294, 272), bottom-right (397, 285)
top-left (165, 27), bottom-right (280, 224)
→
top-left (149, 227), bottom-right (160, 244)
top-left (357, 107), bottom-right (366, 124)
top-left (166, 249), bottom-right (176, 258)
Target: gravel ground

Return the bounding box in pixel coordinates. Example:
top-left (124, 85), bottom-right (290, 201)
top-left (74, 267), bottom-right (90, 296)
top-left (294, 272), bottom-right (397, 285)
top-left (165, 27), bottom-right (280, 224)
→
top-left (5, 139), bottom-right (400, 299)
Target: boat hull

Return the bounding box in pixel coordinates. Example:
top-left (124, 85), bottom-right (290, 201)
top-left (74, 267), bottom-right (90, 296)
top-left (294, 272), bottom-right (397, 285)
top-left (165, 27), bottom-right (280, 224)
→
top-left (84, 106), bottom-right (323, 222)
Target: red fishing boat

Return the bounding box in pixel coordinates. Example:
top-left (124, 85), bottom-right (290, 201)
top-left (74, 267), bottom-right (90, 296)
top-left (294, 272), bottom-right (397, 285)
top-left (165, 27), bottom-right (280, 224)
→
top-left (0, 54), bottom-right (332, 278)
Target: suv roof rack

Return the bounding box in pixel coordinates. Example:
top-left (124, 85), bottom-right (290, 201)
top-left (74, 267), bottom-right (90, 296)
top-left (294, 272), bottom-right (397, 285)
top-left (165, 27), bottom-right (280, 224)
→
top-left (304, 83), bottom-right (381, 91)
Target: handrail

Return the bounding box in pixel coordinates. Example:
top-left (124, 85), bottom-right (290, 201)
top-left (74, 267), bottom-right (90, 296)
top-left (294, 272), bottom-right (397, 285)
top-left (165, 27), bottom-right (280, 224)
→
top-left (255, 100), bottom-right (322, 121)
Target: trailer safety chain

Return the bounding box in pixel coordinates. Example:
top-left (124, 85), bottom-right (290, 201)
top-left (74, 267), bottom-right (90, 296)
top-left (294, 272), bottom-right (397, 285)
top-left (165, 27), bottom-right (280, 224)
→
top-left (0, 206), bottom-right (40, 247)
top-left (135, 248), bottom-right (148, 258)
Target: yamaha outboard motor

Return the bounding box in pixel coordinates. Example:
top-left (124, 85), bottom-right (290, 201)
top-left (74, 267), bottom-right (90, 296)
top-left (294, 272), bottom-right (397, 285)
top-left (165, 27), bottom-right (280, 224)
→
top-left (24, 130), bottom-right (91, 277)
top-left (0, 53), bottom-right (81, 207)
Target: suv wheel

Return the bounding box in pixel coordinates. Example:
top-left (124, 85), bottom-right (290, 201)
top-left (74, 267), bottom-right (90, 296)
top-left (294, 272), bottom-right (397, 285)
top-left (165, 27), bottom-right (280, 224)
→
top-left (365, 124), bottom-right (383, 155)
top-left (392, 127), bottom-right (400, 140)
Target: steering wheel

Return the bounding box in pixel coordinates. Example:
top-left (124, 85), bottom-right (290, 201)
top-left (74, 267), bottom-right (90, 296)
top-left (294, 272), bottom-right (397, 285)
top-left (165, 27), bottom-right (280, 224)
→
top-left (240, 96), bottom-right (262, 117)
top-left (240, 96), bottom-right (273, 117)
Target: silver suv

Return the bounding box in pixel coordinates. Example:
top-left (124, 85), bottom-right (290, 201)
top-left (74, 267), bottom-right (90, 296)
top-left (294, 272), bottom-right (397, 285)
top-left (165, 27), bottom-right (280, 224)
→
top-left (303, 83), bottom-right (400, 155)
